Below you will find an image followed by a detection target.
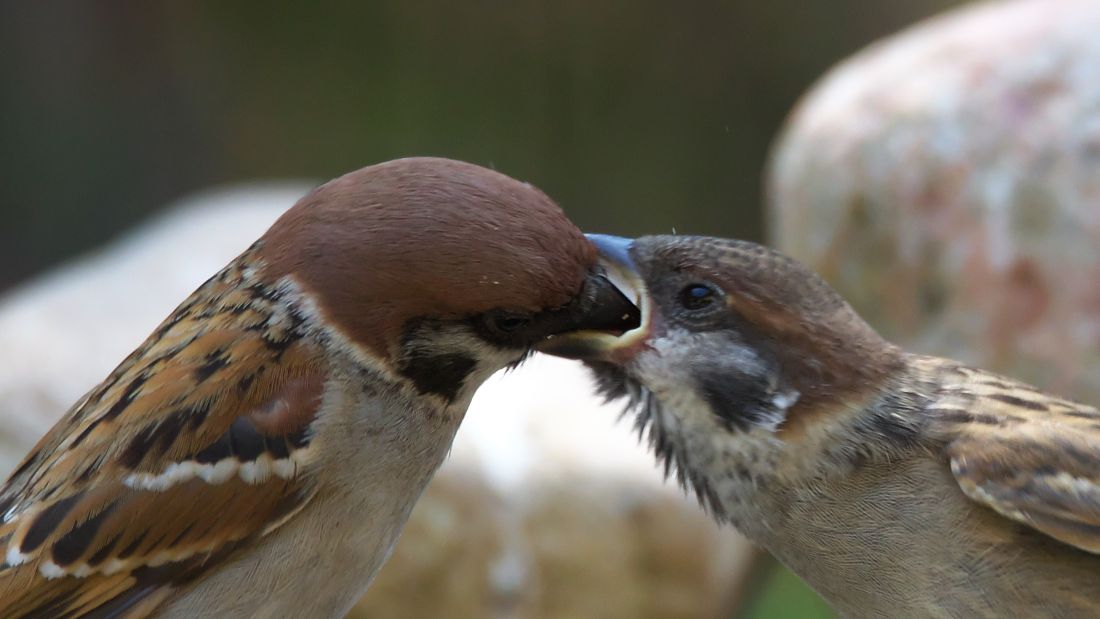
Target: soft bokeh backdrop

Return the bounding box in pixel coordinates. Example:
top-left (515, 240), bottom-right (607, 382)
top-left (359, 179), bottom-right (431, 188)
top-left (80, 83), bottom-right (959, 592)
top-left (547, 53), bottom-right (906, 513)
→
top-left (2, 0), bottom-right (959, 291)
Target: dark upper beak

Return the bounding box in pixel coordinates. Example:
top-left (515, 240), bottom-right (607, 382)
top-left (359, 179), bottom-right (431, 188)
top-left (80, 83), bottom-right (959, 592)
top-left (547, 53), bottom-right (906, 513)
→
top-left (536, 234), bottom-right (649, 360)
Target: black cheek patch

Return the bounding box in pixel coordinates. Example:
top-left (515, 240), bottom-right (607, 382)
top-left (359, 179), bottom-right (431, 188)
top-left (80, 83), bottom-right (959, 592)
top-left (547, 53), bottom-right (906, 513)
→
top-left (695, 369), bottom-right (774, 432)
top-left (693, 345), bottom-right (785, 433)
top-left (400, 351), bottom-right (478, 403)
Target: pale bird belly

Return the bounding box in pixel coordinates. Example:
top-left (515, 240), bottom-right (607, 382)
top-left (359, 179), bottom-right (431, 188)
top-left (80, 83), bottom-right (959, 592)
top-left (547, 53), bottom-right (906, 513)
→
top-left (160, 490), bottom-right (410, 618)
top-left (742, 458), bottom-right (1100, 618)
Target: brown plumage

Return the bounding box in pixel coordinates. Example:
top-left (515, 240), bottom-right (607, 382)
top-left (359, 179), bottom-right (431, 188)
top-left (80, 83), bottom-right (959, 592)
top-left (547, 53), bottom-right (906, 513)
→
top-left (0, 158), bottom-right (636, 618)
top-left (540, 234), bottom-right (1100, 618)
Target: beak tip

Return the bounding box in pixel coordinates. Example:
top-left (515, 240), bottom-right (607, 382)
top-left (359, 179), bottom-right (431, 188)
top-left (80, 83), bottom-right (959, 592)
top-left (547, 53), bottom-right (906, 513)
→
top-left (536, 234), bottom-right (645, 360)
top-left (585, 234), bottom-right (637, 270)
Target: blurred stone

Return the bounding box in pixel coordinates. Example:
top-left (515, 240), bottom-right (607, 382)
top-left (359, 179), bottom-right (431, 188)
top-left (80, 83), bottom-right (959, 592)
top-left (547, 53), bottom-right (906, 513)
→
top-left (346, 469), bottom-right (506, 618)
top-left (0, 184), bottom-right (752, 618)
top-left (768, 0), bottom-right (1100, 402)
top-left (516, 481), bottom-right (740, 619)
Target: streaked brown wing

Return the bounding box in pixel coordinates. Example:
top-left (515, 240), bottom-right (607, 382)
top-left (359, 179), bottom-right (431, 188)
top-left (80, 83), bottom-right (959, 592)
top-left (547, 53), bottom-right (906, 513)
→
top-left (0, 260), bottom-right (328, 617)
top-left (0, 476), bottom-right (315, 618)
top-left (934, 363), bottom-right (1100, 554)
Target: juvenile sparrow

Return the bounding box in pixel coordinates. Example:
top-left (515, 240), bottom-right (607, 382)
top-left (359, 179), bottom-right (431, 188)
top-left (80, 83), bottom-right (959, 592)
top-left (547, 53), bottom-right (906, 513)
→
top-left (540, 234), bottom-right (1100, 618)
top-left (0, 158), bottom-right (638, 618)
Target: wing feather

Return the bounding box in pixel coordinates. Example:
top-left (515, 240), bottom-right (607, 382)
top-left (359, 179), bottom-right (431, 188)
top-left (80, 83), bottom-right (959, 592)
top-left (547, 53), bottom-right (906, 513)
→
top-left (0, 259), bottom-right (328, 617)
top-left (932, 362), bottom-right (1100, 553)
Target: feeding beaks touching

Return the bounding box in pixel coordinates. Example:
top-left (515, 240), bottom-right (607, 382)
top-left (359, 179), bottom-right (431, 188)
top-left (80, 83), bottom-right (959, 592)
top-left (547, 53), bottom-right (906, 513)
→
top-left (473, 267), bottom-right (642, 353)
top-left (538, 234), bottom-right (652, 363)
top-left (406, 266), bottom-right (642, 401)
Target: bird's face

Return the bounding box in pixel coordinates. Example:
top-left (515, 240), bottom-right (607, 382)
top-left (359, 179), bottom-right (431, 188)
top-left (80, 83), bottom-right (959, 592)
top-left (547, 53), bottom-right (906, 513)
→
top-left (259, 158), bottom-right (641, 408)
top-left (539, 234), bottom-right (902, 516)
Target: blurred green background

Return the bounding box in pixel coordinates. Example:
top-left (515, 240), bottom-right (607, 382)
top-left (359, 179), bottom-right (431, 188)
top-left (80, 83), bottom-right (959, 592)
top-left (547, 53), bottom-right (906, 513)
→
top-left (0, 2), bottom-right (967, 617)
top-left (0, 1), bottom-right (961, 291)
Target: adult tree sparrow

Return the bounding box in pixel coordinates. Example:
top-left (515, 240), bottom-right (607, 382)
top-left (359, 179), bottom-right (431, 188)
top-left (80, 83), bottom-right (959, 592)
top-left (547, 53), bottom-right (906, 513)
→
top-left (540, 234), bottom-right (1100, 618)
top-left (0, 159), bottom-right (639, 618)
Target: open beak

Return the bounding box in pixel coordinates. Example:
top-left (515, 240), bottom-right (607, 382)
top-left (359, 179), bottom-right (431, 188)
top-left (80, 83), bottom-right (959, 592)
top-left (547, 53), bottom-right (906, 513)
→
top-left (537, 234), bottom-right (651, 361)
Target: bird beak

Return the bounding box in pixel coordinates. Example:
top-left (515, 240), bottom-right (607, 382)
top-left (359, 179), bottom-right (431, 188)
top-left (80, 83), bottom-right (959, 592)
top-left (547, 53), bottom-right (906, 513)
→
top-left (536, 234), bottom-right (651, 361)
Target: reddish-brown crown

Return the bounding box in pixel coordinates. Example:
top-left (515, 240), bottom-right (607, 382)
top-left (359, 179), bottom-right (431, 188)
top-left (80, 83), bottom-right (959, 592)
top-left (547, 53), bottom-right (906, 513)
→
top-left (258, 157), bottom-right (595, 359)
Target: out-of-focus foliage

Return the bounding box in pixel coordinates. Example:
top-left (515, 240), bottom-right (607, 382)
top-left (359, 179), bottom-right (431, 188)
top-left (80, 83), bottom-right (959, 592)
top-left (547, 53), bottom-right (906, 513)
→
top-left (1, 0), bottom-right (958, 291)
top-left (740, 560), bottom-right (835, 619)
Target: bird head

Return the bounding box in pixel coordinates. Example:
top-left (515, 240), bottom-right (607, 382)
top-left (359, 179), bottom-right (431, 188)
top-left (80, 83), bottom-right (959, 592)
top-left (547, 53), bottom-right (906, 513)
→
top-left (257, 158), bottom-right (640, 405)
top-left (537, 234), bottom-right (905, 515)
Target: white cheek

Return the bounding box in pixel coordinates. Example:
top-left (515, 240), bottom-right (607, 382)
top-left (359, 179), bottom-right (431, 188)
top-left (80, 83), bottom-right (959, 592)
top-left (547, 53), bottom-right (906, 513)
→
top-left (637, 330), bottom-right (694, 382)
top-left (633, 336), bottom-right (713, 425)
top-left (756, 389), bottom-right (800, 432)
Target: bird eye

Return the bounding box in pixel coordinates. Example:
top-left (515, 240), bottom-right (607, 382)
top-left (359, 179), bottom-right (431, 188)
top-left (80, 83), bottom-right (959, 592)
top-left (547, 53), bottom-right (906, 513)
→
top-left (490, 313), bottom-right (531, 334)
top-left (678, 283), bottom-right (717, 311)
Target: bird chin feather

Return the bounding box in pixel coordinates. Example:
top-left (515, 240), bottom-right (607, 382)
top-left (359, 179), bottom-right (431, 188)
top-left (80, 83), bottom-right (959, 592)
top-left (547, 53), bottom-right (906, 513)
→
top-left (584, 361), bottom-right (728, 522)
top-left (504, 349), bottom-right (535, 373)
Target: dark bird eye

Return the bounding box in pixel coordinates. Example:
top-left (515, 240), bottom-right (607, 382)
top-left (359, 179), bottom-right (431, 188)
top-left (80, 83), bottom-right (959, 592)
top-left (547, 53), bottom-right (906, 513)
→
top-left (679, 283), bottom-right (717, 311)
top-left (490, 313), bottom-right (531, 334)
